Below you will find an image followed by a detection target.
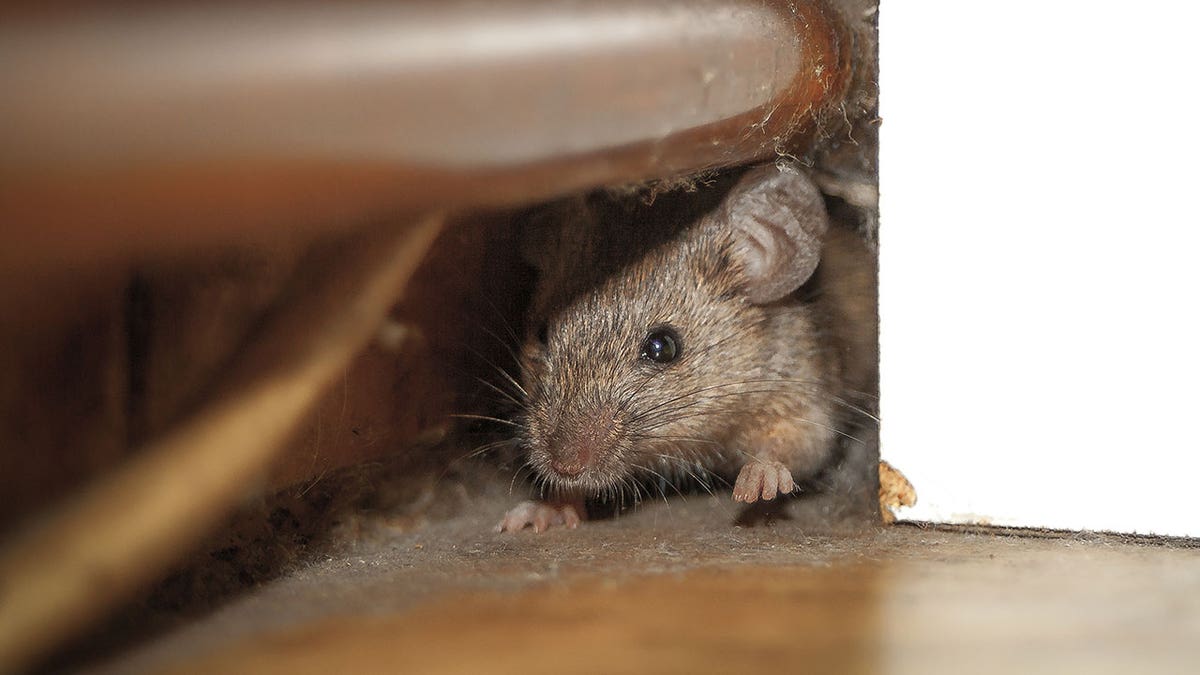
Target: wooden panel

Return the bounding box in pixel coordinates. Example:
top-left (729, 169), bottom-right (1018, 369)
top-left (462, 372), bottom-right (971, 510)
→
top-left (0, 0), bottom-right (851, 272)
top-left (0, 274), bottom-right (129, 532)
top-left (100, 505), bottom-right (1199, 675)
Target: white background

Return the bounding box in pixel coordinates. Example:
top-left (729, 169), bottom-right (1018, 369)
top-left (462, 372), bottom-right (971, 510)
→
top-left (879, 2), bottom-right (1200, 537)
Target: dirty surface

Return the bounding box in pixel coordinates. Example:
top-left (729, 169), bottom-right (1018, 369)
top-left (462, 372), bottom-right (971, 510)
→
top-left (89, 490), bottom-right (1200, 675)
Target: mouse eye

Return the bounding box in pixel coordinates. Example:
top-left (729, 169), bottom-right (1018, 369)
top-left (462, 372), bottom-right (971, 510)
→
top-left (534, 322), bottom-right (549, 346)
top-left (639, 326), bottom-right (681, 364)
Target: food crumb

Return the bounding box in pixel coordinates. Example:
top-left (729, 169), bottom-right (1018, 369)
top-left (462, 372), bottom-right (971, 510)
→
top-left (878, 460), bottom-right (917, 524)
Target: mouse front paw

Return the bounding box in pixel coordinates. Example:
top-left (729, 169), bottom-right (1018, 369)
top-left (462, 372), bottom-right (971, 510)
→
top-left (495, 500), bottom-right (585, 533)
top-left (732, 460), bottom-right (796, 503)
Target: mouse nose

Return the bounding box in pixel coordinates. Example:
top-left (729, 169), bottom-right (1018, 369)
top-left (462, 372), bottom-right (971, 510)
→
top-left (550, 456), bottom-right (587, 477)
top-left (549, 440), bottom-right (595, 477)
top-left (546, 411), bottom-right (616, 477)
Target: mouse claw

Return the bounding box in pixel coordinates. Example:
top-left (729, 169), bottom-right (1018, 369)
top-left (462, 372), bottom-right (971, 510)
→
top-left (496, 500), bottom-right (585, 533)
top-left (732, 460), bottom-right (796, 503)
top-left (561, 505), bottom-right (582, 529)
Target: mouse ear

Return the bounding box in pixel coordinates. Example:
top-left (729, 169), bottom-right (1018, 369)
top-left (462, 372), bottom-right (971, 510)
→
top-left (715, 164), bottom-right (829, 304)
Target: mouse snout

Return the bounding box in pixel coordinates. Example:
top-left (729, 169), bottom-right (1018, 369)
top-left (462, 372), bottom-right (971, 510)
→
top-left (549, 455), bottom-right (588, 477)
top-left (545, 410), bottom-right (619, 478)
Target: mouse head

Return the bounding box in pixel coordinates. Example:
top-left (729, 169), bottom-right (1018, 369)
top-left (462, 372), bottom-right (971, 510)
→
top-left (519, 164), bottom-right (830, 494)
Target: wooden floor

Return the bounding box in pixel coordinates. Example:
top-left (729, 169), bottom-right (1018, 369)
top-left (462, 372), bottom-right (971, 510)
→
top-left (91, 495), bottom-right (1200, 674)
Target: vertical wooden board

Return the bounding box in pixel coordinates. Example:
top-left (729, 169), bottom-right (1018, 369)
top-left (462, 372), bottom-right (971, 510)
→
top-left (128, 243), bottom-right (304, 444)
top-left (267, 212), bottom-right (531, 489)
top-left (0, 274), bottom-right (129, 532)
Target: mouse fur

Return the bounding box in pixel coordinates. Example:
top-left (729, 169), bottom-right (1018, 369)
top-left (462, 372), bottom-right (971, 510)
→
top-left (498, 164), bottom-right (877, 532)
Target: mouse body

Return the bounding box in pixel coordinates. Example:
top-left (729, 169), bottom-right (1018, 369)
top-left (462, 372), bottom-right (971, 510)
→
top-left (498, 164), bottom-right (877, 533)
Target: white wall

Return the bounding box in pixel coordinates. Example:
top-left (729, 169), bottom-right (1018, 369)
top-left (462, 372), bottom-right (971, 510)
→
top-left (878, 2), bottom-right (1200, 537)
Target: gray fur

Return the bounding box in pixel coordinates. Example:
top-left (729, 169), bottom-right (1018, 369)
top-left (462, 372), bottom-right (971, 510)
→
top-left (516, 165), bottom-right (878, 507)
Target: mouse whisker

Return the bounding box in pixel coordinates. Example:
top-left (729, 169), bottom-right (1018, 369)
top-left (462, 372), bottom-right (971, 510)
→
top-left (448, 413), bottom-right (522, 429)
top-left (641, 451), bottom-right (721, 498)
top-left (508, 463), bottom-right (532, 497)
top-left (453, 339), bottom-right (525, 399)
top-left (733, 378), bottom-right (878, 422)
top-left (471, 376), bottom-right (525, 409)
top-left (461, 438), bottom-right (521, 461)
top-left (622, 376), bottom-right (831, 427)
top-left (791, 418), bottom-right (863, 444)
top-left (478, 294), bottom-right (524, 344)
top-left (634, 407), bottom-right (728, 431)
top-left (625, 474), bottom-right (648, 507)
top-left (840, 387), bottom-right (879, 401)
top-left (628, 380), bottom-right (855, 429)
top-left (629, 462), bottom-right (684, 503)
top-left (635, 434), bottom-right (723, 448)
top-left (617, 364), bottom-right (671, 413)
top-left (475, 321), bottom-right (525, 368)
top-left (634, 436), bottom-right (726, 468)
top-left (481, 359), bottom-right (529, 401)
top-left (624, 380), bottom-right (754, 424)
top-left (638, 405), bottom-right (863, 444)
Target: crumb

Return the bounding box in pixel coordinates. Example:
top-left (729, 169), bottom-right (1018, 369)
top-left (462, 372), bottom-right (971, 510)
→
top-left (878, 460), bottom-right (916, 524)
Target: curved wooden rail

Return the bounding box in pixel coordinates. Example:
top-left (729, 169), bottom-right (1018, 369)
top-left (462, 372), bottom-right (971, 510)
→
top-left (0, 0), bottom-right (849, 271)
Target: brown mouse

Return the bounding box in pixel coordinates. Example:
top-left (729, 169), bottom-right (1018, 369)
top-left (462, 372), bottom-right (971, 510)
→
top-left (497, 163), bottom-right (878, 532)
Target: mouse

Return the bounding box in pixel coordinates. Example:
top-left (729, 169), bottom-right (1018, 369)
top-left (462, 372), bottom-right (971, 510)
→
top-left (496, 163), bottom-right (878, 533)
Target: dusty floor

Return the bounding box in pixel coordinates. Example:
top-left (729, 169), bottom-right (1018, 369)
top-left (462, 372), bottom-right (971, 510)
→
top-left (80, 490), bottom-right (1200, 675)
